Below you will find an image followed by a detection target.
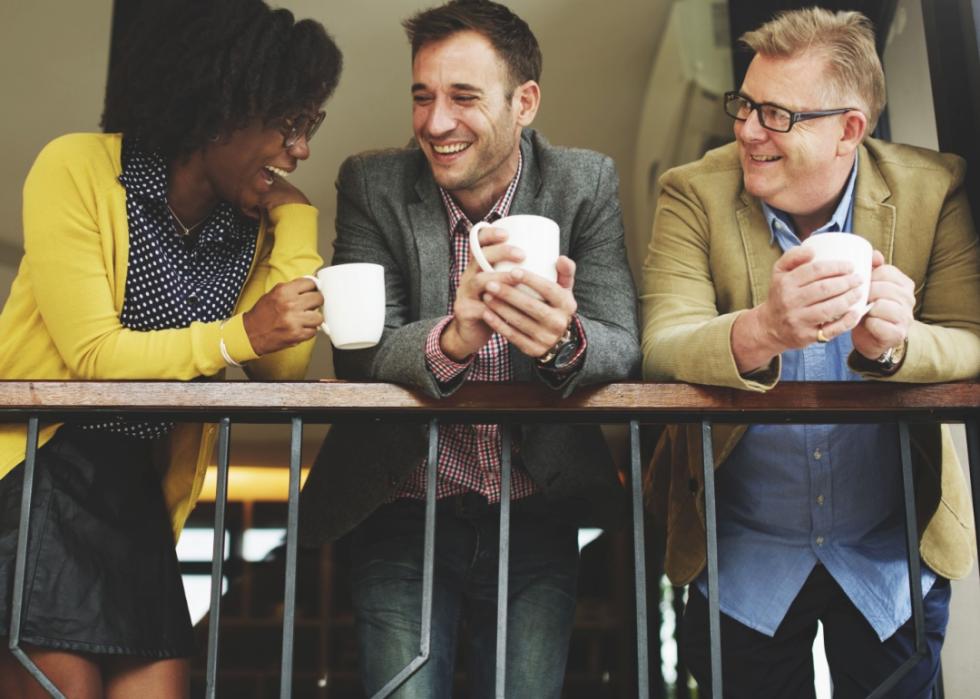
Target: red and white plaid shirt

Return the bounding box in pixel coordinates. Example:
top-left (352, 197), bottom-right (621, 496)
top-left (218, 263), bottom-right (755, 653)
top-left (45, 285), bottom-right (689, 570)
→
top-left (394, 156), bottom-right (540, 503)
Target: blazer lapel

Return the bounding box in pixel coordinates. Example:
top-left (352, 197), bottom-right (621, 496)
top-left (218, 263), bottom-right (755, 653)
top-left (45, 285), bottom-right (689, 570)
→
top-left (735, 189), bottom-right (782, 306)
top-left (852, 143), bottom-right (896, 263)
top-left (409, 167), bottom-right (452, 318)
top-left (508, 131), bottom-right (543, 381)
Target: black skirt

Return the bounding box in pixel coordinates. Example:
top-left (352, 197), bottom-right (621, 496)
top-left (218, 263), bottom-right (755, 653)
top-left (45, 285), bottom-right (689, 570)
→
top-left (0, 425), bottom-right (195, 658)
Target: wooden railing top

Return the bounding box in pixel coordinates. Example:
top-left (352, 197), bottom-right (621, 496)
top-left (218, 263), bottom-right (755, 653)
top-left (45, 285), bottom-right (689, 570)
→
top-left (0, 380), bottom-right (976, 423)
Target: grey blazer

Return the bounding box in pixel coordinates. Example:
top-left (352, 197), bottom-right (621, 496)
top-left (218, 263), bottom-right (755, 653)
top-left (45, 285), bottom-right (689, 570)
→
top-left (299, 129), bottom-right (640, 544)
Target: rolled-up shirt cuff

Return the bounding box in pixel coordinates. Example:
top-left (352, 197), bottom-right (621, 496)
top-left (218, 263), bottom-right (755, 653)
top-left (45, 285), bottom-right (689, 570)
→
top-left (425, 315), bottom-right (474, 382)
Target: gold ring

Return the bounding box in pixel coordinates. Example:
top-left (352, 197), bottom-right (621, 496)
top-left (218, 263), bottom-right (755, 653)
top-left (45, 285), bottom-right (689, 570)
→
top-left (816, 327), bottom-right (830, 343)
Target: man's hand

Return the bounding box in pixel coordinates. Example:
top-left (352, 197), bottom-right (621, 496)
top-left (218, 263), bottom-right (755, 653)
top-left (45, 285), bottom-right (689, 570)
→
top-left (851, 250), bottom-right (915, 360)
top-left (243, 277), bottom-right (323, 356)
top-left (440, 226), bottom-right (525, 361)
top-left (731, 246), bottom-right (865, 373)
top-left (479, 256), bottom-right (578, 359)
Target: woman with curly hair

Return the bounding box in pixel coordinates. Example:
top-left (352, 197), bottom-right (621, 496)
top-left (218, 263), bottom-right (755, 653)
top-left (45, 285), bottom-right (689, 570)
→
top-left (0, 0), bottom-right (342, 695)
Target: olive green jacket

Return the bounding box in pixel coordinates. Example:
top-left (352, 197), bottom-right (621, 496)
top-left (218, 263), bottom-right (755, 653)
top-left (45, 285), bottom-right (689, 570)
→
top-left (641, 138), bottom-right (980, 584)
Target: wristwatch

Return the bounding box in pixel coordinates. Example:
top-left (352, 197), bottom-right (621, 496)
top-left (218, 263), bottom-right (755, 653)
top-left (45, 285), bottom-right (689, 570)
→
top-left (537, 322), bottom-right (579, 370)
top-left (875, 341), bottom-right (907, 373)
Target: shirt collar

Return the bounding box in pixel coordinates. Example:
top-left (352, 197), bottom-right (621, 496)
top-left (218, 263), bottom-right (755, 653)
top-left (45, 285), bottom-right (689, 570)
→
top-left (762, 153), bottom-right (859, 249)
top-left (438, 152), bottom-right (524, 233)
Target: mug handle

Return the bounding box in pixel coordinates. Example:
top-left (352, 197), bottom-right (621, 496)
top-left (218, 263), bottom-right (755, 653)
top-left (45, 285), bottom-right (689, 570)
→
top-left (468, 221), bottom-right (496, 273)
top-left (303, 275), bottom-right (331, 336)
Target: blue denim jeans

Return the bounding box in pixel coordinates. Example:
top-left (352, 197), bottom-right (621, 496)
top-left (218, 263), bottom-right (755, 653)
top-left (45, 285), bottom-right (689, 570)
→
top-left (350, 494), bottom-right (579, 699)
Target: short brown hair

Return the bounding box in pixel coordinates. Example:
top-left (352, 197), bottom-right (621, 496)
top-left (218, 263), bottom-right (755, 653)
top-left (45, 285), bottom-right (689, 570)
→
top-left (740, 7), bottom-right (886, 133)
top-left (403, 0), bottom-right (541, 93)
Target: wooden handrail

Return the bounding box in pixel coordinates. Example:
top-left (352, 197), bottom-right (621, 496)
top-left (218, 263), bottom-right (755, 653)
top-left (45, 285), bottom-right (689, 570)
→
top-left (0, 380), bottom-right (976, 423)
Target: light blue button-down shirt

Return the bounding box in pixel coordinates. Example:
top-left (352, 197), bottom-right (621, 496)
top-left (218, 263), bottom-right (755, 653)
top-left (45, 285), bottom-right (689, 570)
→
top-left (695, 156), bottom-right (934, 640)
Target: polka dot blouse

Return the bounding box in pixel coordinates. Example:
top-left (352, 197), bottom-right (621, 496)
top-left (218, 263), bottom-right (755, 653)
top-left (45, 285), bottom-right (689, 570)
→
top-left (85, 139), bottom-right (258, 438)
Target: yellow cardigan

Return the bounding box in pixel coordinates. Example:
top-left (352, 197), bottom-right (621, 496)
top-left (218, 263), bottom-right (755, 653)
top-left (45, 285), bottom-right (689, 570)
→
top-left (0, 133), bottom-right (322, 536)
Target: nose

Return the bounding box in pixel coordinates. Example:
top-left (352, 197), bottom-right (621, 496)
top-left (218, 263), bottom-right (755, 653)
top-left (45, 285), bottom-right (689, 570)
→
top-left (738, 108), bottom-right (768, 142)
top-left (287, 135), bottom-right (311, 160)
top-left (424, 96), bottom-right (457, 137)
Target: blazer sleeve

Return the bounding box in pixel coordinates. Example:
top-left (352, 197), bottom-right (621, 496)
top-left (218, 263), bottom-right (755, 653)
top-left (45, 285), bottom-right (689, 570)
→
top-left (330, 155), bottom-right (450, 397)
top-left (851, 166), bottom-right (980, 381)
top-left (542, 155), bottom-right (640, 396)
top-left (640, 168), bottom-right (779, 391)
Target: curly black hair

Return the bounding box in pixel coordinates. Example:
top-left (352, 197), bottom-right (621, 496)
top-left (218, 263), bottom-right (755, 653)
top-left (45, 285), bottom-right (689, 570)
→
top-left (102, 0), bottom-right (343, 160)
top-left (403, 0), bottom-right (541, 93)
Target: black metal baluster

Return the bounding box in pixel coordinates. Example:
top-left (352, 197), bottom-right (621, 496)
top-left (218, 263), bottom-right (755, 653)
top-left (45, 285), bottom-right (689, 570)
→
top-left (701, 420), bottom-right (722, 699)
top-left (867, 421), bottom-right (926, 698)
top-left (280, 417), bottom-right (303, 698)
top-left (495, 424), bottom-right (512, 699)
top-left (206, 417), bottom-right (232, 699)
top-left (9, 418), bottom-right (66, 699)
top-left (372, 419), bottom-right (438, 698)
top-left (630, 420), bottom-right (650, 698)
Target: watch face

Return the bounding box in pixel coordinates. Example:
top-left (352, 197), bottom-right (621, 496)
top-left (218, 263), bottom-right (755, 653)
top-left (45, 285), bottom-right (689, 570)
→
top-left (552, 338), bottom-right (579, 370)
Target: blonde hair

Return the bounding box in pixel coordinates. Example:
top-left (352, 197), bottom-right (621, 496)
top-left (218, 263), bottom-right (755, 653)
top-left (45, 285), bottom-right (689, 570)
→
top-left (740, 7), bottom-right (886, 133)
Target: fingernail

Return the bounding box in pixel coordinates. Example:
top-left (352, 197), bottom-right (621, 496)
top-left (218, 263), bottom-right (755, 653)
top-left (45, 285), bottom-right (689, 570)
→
top-left (510, 269), bottom-right (524, 280)
top-left (486, 281), bottom-right (500, 293)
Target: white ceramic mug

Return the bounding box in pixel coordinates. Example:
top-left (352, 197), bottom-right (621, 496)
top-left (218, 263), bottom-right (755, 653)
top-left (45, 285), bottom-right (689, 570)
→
top-left (305, 263), bottom-right (385, 350)
top-left (469, 215), bottom-right (560, 298)
top-left (801, 232), bottom-right (873, 317)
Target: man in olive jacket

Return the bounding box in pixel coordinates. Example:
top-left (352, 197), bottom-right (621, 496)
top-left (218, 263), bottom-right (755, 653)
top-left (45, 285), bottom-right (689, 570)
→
top-left (642, 8), bottom-right (979, 698)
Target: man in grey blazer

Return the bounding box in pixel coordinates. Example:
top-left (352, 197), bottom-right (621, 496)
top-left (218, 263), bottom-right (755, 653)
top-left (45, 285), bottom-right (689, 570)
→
top-left (299, 1), bottom-right (638, 696)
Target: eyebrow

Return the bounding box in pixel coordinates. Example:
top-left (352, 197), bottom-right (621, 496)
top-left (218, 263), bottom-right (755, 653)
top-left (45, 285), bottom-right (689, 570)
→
top-left (411, 82), bottom-right (485, 94)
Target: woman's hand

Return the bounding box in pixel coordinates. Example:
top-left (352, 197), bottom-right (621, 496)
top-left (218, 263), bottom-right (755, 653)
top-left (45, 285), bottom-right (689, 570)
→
top-left (242, 277), bottom-right (323, 356)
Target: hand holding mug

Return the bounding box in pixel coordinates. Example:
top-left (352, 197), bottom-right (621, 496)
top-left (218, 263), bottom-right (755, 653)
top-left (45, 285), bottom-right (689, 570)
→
top-left (243, 277), bottom-right (324, 356)
top-left (480, 256), bottom-right (578, 360)
top-left (851, 250), bottom-right (915, 360)
top-left (441, 226), bottom-right (524, 361)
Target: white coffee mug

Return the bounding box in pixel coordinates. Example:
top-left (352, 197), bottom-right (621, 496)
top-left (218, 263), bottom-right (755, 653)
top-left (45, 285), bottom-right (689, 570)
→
top-left (801, 232), bottom-right (873, 317)
top-left (305, 263), bottom-right (385, 350)
top-left (469, 215), bottom-right (560, 298)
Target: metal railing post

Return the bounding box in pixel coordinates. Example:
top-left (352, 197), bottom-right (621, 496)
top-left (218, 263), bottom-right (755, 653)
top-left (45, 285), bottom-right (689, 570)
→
top-left (630, 420), bottom-right (650, 698)
top-left (205, 417), bottom-right (232, 699)
top-left (701, 420), bottom-right (722, 699)
top-left (495, 424), bottom-right (513, 699)
top-left (280, 416), bottom-right (303, 698)
top-left (9, 417), bottom-right (66, 699)
top-left (371, 419), bottom-right (438, 698)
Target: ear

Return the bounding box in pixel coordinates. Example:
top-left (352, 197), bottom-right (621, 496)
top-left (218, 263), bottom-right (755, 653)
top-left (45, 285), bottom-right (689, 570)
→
top-left (512, 80), bottom-right (541, 127)
top-left (837, 109), bottom-right (868, 156)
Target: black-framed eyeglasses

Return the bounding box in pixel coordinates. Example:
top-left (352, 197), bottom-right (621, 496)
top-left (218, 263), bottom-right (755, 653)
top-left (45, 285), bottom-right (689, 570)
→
top-left (278, 110), bottom-right (326, 148)
top-left (723, 91), bottom-right (855, 133)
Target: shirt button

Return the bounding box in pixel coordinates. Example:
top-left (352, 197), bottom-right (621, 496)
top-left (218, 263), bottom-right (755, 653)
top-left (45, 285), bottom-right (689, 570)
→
top-left (815, 536), bottom-right (825, 546)
top-left (813, 448), bottom-right (822, 460)
top-left (817, 495), bottom-right (825, 506)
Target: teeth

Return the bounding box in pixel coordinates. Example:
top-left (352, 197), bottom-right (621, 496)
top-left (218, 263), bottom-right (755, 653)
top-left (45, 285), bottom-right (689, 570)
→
top-left (432, 142), bottom-right (469, 154)
top-left (265, 166), bottom-right (289, 178)
top-left (750, 154), bottom-right (780, 162)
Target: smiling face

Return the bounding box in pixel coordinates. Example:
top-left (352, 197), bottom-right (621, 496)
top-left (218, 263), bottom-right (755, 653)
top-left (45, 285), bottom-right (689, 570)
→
top-left (736, 52), bottom-right (863, 231)
top-left (411, 30), bottom-right (538, 214)
top-left (200, 119), bottom-right (311, 218)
